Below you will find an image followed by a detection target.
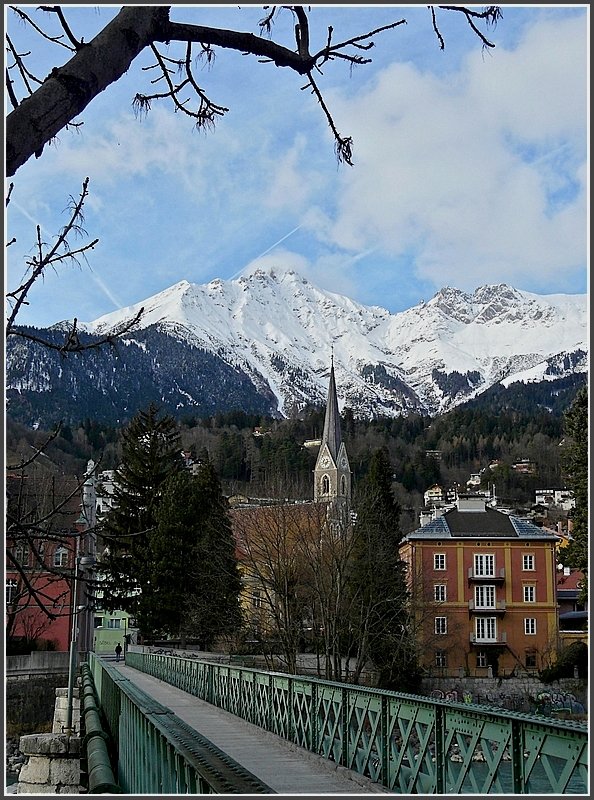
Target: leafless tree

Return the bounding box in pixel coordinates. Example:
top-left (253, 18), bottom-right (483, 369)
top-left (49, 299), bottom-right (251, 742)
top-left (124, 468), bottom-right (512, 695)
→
top-left (232, 497), bottom-right (374, 682)
top-left (5, 5), bottom-right (501, 177)
top-left (5, 178), bottom-right (142, 634)
top-left (232, 501), bottom-right (316, 673)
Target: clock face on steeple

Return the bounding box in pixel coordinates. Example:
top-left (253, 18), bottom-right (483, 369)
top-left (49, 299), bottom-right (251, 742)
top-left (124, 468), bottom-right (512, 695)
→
top-left (319, 454), bottom-right (331, 469)
top-left (340, 455), bottom-right (348, 469)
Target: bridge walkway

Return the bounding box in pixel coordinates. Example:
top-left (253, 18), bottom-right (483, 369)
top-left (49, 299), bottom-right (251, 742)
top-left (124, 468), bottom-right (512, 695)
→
top-left (113, 661), bottom-right (390, 794)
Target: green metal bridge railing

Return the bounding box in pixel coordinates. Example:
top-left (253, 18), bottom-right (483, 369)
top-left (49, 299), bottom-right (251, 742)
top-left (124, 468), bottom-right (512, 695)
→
top-left (124, 651), bottom-right (588, 795)
top-left (80, 662), bottom-right (121, 794)
top-left (87, 652), bottom-right (275, 794)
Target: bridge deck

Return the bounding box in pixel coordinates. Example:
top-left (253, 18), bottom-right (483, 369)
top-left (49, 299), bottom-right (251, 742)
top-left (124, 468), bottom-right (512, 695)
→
top-left (113, 662), bottom-right (390, 794)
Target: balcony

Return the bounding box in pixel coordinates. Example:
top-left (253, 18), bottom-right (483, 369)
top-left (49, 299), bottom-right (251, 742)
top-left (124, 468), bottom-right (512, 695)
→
top-left (469, 631), bottom-right (507, 645)
top-left (468, 567), bottom-right (505, 583)
top-left (469, 599), bottom-right (506, 614)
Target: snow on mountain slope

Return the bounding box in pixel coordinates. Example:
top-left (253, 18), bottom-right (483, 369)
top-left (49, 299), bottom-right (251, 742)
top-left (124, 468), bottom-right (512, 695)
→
top-left (85, 268), bottom-right (587, 417)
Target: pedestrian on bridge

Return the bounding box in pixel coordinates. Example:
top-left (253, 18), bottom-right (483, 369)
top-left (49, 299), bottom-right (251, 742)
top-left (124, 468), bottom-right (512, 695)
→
top-left (115, 643), bottom-right (123, 662)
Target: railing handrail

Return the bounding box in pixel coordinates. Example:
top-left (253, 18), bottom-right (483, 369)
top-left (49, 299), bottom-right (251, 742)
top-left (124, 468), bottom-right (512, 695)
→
top-left (88, 652), bottom-right (276, 794)
top-left (120, 651), bottom-right (587, 795)
top-left (128, 650), bottom-right (587, 733)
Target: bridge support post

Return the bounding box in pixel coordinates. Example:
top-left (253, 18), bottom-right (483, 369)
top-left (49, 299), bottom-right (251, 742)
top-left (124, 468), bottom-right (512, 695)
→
top-left (311, 682), bottom-right (318, 754)
top-left (341, 687), bottom-right (348, 767)
top-left (434, 704), bottom-right (445, 794)
top-left (380, 695), bottom-right (388, 787)
top-left (511, 718), bottom-right (524, 793)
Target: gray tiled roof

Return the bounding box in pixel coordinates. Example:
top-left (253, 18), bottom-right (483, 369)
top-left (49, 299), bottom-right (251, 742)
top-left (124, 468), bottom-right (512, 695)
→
top-left (404, 506), bottom-right (558, 541)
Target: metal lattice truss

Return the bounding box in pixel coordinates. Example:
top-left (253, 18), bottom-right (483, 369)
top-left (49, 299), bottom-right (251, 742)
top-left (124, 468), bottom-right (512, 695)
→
top-left (120, 652), bottom-right (588, 794)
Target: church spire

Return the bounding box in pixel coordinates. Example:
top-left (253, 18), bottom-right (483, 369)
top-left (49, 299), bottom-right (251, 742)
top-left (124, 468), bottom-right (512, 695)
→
top-left (314, 356), bottom-right (351, 505)
top-left (321, 357), bottom-right (341, 461)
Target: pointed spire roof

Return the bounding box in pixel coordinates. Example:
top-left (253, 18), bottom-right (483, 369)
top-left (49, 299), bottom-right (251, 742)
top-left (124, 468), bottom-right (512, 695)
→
top-left (321, 357), bottom-right (342, 461)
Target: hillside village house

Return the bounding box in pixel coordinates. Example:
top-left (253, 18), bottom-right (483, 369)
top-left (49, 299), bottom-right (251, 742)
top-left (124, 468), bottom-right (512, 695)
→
top-left (535, 488), bottom-right (576, 511)
top-left (399, 494), bottom-right (560, 677)
top-left (423, 484), bottom-right (444, 508)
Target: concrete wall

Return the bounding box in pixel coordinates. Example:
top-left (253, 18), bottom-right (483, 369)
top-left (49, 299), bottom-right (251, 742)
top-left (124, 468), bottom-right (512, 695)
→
top-left (420, 675), bottom-right (587, 716)
top-left (6, 651), bottom-right (70, 676)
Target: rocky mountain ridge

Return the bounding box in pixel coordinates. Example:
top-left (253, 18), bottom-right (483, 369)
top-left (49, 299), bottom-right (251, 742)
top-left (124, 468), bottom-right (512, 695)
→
top-left (6, 269), bottom-right (587, 427)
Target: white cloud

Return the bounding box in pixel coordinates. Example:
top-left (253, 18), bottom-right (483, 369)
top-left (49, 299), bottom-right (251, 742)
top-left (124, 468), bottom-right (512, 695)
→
top-left (241, 249), bottom-right (311, 278)
top-left (306, 14), bottom-right (587, 293)
top-left (6, 6), bottom-right (587, 328)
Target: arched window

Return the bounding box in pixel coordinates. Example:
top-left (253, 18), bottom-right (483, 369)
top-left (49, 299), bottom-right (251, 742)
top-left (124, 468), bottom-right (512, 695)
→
top-left (340, 475), bottom-right (347, 495)
top-left (321, 475), bottom-right (330, 495)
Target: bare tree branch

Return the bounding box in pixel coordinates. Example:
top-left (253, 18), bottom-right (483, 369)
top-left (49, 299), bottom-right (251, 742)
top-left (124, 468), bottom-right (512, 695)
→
top-left (6, 425), bottom-right (62, 472)
top-left (304, 72), bottom-right (353, 166)
top-left (38, 5), bottom-right (86, 51)
top-left (6, 5), bottom-right (500, 176)
top-left (434, 5), bottom-right (502, 50)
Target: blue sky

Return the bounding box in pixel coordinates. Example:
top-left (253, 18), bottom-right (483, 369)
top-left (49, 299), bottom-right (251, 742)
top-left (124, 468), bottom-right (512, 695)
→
top-left (5, 4), bottom-right (589, 328)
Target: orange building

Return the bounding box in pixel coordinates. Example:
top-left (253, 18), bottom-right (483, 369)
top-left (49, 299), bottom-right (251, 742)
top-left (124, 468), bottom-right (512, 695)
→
top-left (399, 494), bottom-right (559, 677)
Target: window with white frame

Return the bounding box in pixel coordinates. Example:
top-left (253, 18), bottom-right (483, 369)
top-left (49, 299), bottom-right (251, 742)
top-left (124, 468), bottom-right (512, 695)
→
top-left (474, 553), bottom-right (495, 577)
top-left (251, 590), bottom-right (262, 608)
top-left (522, 554), bottom-right (535, 571)
top-left (434, 584), bottom-right (447, 602)
top-left (524, 618), bottom-right (537, 635)
top-left (476, 651), bottom-right (488, 668)
top-left (6, 579), bottom-right (18, 605)
top-left (475, 617), bottom-right (497, 640)
top-left (107, 618), bottom-right (121, 629)
top-left (434, 616), bottom-right (447, 635)
top-left (435, 650), bottom-right (447, 667)
top-left (53, 547), bottom-right (69, 567)
top-left (434, 553), bottom-right (446, 571)
top-left (523, 585), bottom-right (536, 603)
top-left (474, 585), bottom-right (496, 608)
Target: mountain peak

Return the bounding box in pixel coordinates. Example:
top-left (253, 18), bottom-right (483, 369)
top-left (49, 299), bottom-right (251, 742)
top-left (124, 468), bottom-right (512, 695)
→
top-left (8, 273), bottom-right (587, 426)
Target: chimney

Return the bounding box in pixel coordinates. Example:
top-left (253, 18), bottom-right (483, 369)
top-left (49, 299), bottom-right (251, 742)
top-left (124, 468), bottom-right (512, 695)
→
top-left (457, 493), bottom-right (487, 512)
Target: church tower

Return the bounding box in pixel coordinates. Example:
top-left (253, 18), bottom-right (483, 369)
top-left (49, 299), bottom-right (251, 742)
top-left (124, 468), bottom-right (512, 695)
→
top-left (314, 358), bottom-right (351, 507)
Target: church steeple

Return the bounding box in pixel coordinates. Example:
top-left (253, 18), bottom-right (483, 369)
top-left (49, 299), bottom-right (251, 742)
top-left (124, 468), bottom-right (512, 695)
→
top-left (314, 357), bottom-right (351, 505)
top-left (321, 356), bottom-right (342, 462)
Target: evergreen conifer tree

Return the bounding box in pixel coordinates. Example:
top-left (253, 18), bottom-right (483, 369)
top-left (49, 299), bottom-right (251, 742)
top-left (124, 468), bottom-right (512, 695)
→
top-left (561, 386), bottom-right (588, 596)
top-left (98, 404), bottom-right (183, 630)
top-left (349, 447), bottom-right (420, 691)
top-left (149, 460), bottom-right (243, 647)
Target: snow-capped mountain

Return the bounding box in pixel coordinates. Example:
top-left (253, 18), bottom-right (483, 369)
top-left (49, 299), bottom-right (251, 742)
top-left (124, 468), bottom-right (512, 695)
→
top-left (87, 269), bottom-right (586, 416)
top-left (7, 268), bottom-right (587, 427)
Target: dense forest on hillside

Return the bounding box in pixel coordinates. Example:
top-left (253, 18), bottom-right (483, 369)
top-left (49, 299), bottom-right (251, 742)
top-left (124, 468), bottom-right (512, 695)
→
top-left (7, 395), bottom-right (573, 535)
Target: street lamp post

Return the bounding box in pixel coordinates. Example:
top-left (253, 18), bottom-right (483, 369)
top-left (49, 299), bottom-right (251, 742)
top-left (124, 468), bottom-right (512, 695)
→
top-left (64, 549), bottom-right (96, 736)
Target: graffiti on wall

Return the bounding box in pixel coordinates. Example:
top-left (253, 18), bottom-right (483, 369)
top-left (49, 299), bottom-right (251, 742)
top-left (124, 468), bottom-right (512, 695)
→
top-left (530, 691), bottom-right (585, 716)
top-left (429, 686), bottom-right (585, 716)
